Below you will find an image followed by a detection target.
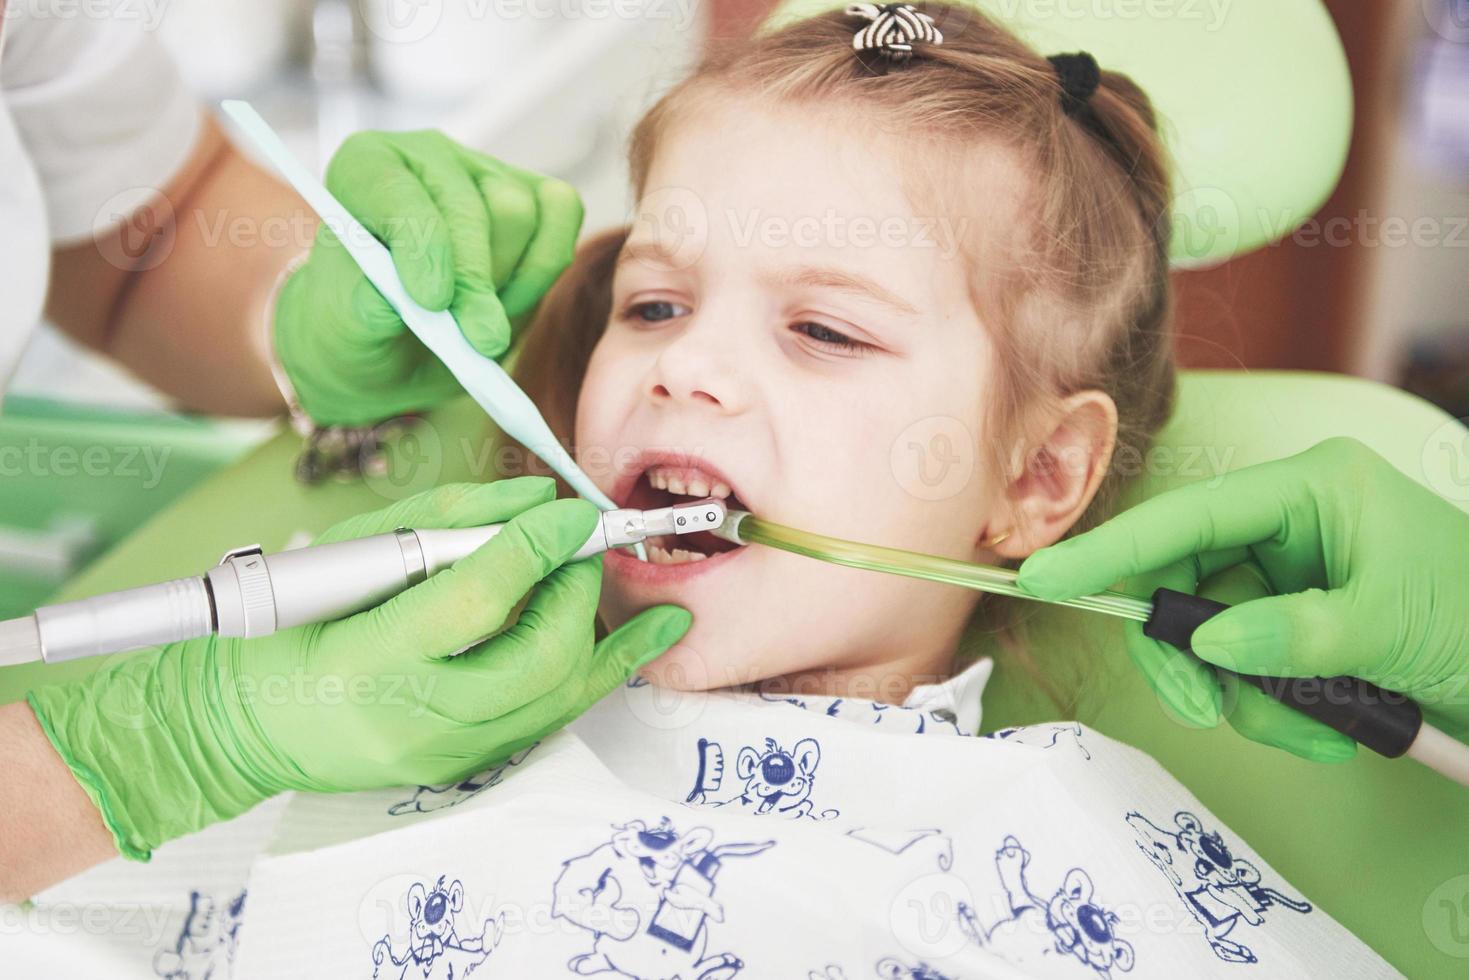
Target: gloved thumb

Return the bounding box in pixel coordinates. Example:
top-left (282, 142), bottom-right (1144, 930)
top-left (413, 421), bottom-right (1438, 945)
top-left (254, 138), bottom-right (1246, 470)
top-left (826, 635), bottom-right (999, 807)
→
top-left (583, 606), bottom-right (693, 704)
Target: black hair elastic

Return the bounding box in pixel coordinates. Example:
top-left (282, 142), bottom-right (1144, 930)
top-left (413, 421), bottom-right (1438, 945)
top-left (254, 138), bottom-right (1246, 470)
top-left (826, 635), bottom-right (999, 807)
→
top-left (1048, 51), bottom-right (1101, 116)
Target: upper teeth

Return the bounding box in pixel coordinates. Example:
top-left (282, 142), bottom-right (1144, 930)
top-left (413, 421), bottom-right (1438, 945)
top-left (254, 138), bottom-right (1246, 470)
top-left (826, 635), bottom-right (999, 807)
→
top-left (647, 466), bottom-right (732, 500)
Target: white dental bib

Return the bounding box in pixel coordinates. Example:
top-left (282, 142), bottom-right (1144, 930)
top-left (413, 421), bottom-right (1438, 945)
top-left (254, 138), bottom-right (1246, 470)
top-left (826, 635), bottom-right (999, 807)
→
top-left (18, 658), bottom-right (1396, 979)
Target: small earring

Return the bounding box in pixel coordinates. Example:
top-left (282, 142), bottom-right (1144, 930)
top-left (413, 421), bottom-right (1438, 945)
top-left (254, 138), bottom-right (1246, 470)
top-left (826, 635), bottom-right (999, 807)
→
top-left (981, 530), bottom-right (1012, 549)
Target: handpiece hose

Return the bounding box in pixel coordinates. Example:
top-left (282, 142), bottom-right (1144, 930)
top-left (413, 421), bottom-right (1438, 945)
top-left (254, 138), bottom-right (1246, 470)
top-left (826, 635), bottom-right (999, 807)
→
top-left (0, 499), bottom-right (725, 667)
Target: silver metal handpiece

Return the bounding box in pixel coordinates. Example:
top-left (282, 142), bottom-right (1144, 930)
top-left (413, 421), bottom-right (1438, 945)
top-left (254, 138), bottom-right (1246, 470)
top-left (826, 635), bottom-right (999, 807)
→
top-left (0, 499), bottom-right (730, 666)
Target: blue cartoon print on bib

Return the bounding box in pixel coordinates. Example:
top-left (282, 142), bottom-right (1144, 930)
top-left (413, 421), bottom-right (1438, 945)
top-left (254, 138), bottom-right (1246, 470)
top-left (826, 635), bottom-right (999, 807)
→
top-left (369, 876), bottom-right (503, 979)
top-left (553, 816), bottom-right (776, 979)
top-left (1127, 809), bottom-right (1312, 964)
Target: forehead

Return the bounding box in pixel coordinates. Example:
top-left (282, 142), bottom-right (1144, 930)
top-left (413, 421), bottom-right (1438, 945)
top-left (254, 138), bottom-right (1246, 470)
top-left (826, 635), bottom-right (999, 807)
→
top-left (632, 98), bottom-right (1027, 300)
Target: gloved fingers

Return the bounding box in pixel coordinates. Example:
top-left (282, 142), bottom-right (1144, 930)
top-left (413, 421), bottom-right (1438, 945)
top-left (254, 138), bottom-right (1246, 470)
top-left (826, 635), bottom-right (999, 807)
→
top-left (313, 477), bottom-right (556, 546)
top-left (475, 172), bottom-right (537, 291)
top-left (433, 558), bottom-right (602, 723)
top-left (496, 174), bottom-right (584, 324)
top-left (1120, 621), bottom-right (1221, 729)
top-left (465, 604), bottom-right (689, 741)
top-left (1190, 587), bottom-right (1367, 680)
top-left (401, 141), bottom-right (515, 359)
top-left (1218, 672), bottom-right (1357, 763)
top-left (364, 498), bottom-right (600, 660)
top-left (1016, 458), bottom-right (1319, 601)
top-left (325, 132), bottom-right (456, 311)
top-left (574, 604), bottom-right (692, 716)
top-left (1113, 554), bottom-right (1268, 730)
top-left (348, 264), bottom-right (413, 341)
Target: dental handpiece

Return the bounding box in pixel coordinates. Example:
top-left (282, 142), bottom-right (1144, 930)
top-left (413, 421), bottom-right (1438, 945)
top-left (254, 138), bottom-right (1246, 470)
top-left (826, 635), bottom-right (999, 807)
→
top-left (0, 499), bottom-right (726, 667)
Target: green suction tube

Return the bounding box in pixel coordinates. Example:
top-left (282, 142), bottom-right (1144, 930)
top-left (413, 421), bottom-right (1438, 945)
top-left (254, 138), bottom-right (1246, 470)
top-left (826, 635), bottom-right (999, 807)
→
top-left (717, 511), bottom-right (1153, 622)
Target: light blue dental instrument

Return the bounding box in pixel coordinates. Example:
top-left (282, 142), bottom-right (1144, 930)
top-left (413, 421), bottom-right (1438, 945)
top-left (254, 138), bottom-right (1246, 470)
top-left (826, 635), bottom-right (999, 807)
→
top-left (218, 101), bottom-right (643, 556)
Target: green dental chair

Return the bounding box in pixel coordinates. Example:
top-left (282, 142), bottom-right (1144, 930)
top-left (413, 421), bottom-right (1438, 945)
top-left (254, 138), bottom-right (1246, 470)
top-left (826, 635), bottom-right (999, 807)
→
top-left (3, 0), bottom-right (1466, 975)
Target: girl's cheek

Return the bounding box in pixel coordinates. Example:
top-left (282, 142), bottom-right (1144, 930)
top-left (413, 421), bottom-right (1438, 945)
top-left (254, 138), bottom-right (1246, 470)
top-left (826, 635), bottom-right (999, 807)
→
top-left (575, 342), bottom-right (624, 445)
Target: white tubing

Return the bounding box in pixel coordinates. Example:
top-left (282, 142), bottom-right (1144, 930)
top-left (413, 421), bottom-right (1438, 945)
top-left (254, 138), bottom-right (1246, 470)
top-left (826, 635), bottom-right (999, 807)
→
top-left (1406, 723), bottom-right (1469, 789)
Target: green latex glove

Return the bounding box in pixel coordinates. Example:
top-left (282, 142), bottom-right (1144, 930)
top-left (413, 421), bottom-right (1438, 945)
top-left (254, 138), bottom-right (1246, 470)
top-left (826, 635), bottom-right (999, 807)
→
top-left (274, 130), bottom-right (585, 426)
top-left (26, 478), bottom-right (689, 860)
top-left (1017, 437), bottom-right (1469, 762)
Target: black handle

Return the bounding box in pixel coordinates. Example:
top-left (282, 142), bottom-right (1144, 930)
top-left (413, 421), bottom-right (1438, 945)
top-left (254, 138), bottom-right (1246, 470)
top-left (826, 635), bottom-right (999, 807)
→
top-left (1143, 588), bottom-right (1422, 758)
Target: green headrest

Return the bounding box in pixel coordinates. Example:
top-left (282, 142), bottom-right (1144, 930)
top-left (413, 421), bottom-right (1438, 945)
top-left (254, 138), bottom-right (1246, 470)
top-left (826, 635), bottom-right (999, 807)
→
top-left (760, 0), bottom-right (1352, 267)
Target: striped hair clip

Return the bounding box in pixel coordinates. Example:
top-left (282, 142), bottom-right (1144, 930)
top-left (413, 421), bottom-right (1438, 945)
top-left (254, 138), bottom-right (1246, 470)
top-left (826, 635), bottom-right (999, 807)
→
top-left (845, 3), bottom-right (944, 62)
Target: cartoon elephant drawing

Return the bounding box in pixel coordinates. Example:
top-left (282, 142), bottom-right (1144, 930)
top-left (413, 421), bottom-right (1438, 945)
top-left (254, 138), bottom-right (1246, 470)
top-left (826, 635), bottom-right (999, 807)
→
top-left (959, 836), bottom-right (1134, 978)
top-left (553, 817), bottom-right (775, 979)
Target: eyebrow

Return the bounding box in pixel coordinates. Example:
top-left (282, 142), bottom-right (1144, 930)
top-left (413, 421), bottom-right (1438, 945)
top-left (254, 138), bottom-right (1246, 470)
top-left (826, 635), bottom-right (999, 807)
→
top-left (616, 241), bottom-right (685, 270)
top-left (616, 242), bottom-right (922, 317)
top-left (775, 265), bottom-right (922, 317)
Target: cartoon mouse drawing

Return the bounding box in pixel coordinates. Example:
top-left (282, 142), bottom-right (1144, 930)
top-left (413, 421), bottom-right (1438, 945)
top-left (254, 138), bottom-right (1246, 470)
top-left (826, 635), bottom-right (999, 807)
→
top-left (553, 816), bottom-right (776, 979)
top-left (388, 746), bottom-right (536, 815)
top-left (959, 836), bottom-right (1135, 978)
top-left (1127, 810), bottom-right (1311, 964)
top-left (686, 736), bottom-right (838, 820)
top-left (370, 876), bottom-right (503, 979)
top-left (153, 889), bottom-right (246, 980)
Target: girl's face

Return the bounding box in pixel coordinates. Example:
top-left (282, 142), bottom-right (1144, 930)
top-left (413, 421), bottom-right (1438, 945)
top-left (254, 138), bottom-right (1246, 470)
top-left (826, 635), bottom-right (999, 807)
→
top-left (575, 101), bottom-right (1026, 697)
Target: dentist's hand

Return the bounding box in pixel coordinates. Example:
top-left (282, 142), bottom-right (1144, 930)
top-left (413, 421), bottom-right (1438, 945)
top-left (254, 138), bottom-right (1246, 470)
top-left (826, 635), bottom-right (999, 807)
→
top-left (1017, 437), bottom-right (1469, 762)
top-left (26, 478), bottom-right (688, 860)
top-left (274, 130), bottom-right (584, 426)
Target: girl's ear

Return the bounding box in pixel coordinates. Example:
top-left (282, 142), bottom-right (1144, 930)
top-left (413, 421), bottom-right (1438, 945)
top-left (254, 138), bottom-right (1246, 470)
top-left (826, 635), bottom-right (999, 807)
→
top-left (981, 390), bottom-right (1117, 560)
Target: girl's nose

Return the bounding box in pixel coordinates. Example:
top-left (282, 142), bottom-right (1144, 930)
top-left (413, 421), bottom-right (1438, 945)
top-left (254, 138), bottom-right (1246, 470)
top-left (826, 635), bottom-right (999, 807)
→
top-left (646, 317), bottom-right (748, 414)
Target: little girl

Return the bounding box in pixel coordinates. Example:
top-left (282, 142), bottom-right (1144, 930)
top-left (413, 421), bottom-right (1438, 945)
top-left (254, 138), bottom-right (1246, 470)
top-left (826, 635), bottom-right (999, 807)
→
top-left (17, 4), bottom-right (1397, 978)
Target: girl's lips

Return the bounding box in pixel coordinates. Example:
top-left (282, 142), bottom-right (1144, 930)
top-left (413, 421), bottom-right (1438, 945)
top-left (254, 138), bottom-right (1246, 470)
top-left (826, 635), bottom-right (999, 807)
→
top-left (610, 450), bottom-right (749, 512)
top-left (605, 539), bottom-right (748, 585)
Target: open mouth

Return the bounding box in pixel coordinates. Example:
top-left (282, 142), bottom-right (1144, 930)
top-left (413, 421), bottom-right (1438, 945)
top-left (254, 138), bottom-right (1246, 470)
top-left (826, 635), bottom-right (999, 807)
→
top-left (623, 463), bottom-right (749, 565)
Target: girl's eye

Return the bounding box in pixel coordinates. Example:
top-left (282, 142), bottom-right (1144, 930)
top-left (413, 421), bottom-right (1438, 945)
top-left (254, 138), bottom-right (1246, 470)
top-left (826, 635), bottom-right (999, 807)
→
top-left (792, 320), bottom-right (873, 356)
top-left (622, 300), bottom-right (690, 323)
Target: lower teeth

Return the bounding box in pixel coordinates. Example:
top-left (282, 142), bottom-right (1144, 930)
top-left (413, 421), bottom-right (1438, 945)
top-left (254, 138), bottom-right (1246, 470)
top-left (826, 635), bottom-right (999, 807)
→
top-left (647, 543), bottom-right (708, 565)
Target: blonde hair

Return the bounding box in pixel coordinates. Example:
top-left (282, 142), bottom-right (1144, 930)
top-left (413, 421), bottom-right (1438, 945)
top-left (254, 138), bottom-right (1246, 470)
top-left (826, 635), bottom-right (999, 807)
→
top-left (513, 3), bottom-right (1177, 711)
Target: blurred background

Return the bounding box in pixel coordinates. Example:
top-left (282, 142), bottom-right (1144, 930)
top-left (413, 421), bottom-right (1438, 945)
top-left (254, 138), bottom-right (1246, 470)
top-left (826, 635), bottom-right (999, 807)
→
top-left (2, 0), bottom-right (1467, 608)
top-left (9, 0), bottom-right (1469, 414)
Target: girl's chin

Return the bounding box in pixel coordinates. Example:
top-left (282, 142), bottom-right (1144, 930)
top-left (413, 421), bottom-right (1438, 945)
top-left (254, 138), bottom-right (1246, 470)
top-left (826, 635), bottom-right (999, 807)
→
top-left (632, 640), bottom-right (724, 691)
top-left (611, 623), bottom-right (764, 692)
